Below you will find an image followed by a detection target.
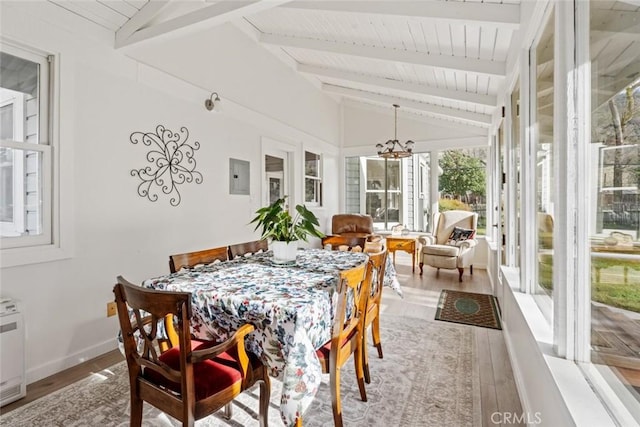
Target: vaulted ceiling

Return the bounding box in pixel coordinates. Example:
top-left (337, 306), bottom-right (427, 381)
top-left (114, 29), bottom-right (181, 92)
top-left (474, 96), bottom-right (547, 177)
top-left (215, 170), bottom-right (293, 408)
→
top-left (48, 0), bottom-right (527, 131)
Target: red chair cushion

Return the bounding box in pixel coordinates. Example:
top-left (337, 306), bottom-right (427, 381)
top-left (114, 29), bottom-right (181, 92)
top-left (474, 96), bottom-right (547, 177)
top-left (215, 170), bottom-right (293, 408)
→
top-left (143, 339), bottom-right (242, 401)
top-left (315, 328), bottom-right (357, 361)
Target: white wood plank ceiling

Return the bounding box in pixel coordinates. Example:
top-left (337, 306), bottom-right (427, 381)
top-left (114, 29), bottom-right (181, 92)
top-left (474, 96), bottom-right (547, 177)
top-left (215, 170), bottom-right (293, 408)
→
top-left (42, 1), bottom-right (640, 130)
top-left (45, 1), bottom-right (530, 129)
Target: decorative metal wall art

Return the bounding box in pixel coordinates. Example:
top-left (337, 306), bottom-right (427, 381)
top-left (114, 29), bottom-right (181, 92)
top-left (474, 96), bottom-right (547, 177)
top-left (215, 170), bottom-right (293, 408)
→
top-left (130, 125), bottom-right (203, 206)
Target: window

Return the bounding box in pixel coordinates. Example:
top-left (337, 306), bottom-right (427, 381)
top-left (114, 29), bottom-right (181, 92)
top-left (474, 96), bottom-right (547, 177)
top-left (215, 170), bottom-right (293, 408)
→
top-left (438, 148), bottom-right (488, 234)
top-left (0, 45), bottom-right (52, 249)
top-left (345, 154), bottom-right (432, 232)
top-left (366, 158), bottom-right (401, 229)
top-left (304, 151), bottom-right (322, 205)
top-left (589, 0), bottom-right (640, 416)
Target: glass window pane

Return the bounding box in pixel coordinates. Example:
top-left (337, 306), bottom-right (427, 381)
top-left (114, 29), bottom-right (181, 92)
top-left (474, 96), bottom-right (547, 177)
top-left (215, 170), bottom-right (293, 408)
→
top-left (304, 151), bottom-right (322, 205)
top-left (512, 83), bottom-right (521, 267)
top-left (366, 158), bottom-right (385, 190)
top-left (535, 12), bottom-right (554, 300)
top-left (0, 147), bottom-right (43, 237)
top-left (0, 52), bottom-right (40, 144)
top-left (0, 104), bottom-right (13, 140)
top-left (590, 0), bottom-right (640, 414)
top-left (305, 151), bottom-right (320, 178)
top-left (305, 177), bottom-right (321, 204)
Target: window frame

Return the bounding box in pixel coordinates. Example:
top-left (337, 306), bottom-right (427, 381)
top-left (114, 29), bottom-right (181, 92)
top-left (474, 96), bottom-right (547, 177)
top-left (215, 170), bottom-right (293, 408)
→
top-left (0, 40), bottom-right (67, 267)
top-left (304, 150), bottom-right (322, 206)
top-left (0, 44), bottom-right (52, 249)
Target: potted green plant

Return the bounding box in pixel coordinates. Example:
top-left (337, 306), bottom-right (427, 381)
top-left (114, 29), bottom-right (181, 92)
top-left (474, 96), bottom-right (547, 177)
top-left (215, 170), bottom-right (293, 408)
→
top-left (250, 197), bottom-right (324, 263)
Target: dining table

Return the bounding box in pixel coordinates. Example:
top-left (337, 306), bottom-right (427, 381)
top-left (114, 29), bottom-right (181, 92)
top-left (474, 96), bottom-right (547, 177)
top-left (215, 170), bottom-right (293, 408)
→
top-left (140, 248), bottom-right (402, 426)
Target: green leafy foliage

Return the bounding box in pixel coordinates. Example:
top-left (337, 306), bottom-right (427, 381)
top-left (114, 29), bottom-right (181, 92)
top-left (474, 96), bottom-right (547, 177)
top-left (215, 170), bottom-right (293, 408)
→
top-left (438, 198), bottom-right (471, 212)
top-left (250, 197), bottom-right (324, 243)
top-left (439, 150), bottom-right (486, 201)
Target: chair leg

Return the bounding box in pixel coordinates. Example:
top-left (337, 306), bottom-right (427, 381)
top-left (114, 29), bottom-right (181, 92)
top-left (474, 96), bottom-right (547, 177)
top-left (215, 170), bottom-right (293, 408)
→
top-left (330, 366), bottom-right (344, 427)
top-left (362, 330), bottom-right (371, 384)
top-left (354, 342), bottom-right (367, 403)
top-left (372, 316), bottom-right (383, 359)
top-left (470, 265), bottom-right (473, 275)
top-left (419, 262), bottom-right (424, 275)
top-left (223, 403), bottom-right (233, 420)
top-left (130, 395), bottom-right (143, 427)
top-left (458, 267), bottom-right (464, 282)
top-left (258, 374), bottom-right (271, 427)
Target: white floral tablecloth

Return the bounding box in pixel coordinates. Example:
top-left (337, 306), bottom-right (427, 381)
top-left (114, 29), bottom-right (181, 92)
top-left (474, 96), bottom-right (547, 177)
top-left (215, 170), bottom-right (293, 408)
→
top-left (142, 248), bottom-right (401, 426)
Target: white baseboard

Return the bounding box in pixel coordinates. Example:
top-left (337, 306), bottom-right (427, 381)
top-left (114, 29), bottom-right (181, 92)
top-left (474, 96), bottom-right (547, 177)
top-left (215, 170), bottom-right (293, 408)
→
top-left (26, 338), bottom-right (118, 384)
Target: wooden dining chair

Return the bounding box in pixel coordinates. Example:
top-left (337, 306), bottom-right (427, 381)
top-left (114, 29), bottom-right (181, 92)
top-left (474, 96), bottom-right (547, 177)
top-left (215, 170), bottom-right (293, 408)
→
top-left (168, 246), bottom-right (229, 273)
top-left (321, 235), bottom-right (367, 252)
top-left (228, 240), bottom-right (269, 259)
top-left (362, 248), bottom-right (388, 384)
top-left (313, 261), bottom-right (371, 427)
top-left (113, 276), bottom-right (270, 427)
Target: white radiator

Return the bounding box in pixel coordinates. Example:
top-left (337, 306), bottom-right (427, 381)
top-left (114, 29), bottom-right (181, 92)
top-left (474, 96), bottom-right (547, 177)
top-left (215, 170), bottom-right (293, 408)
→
top-left (0, 299), bottom-right (26, 406)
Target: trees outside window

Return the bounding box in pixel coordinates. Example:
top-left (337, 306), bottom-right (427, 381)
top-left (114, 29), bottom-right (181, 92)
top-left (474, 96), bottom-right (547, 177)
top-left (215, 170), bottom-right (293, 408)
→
top-left (438, 148), bottom-right (487, 234)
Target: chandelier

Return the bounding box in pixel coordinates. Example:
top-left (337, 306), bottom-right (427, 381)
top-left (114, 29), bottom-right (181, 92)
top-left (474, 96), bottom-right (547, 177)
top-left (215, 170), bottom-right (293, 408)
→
top-left (376, 104), bottom-right (414, 159)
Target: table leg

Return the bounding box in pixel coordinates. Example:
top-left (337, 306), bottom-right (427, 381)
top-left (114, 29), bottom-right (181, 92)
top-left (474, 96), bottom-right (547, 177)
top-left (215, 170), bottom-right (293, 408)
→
top-left (412, 247), bottom-right (415, 272)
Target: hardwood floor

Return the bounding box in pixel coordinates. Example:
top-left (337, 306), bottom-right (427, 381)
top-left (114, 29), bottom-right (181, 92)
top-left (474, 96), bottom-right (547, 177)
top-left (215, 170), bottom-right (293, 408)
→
top-left (0, 348), bottom-right (124, 414)
top-left (1, 252), bottom-right (524, 426)
top-left (384, 252), bottom-right (524, 427)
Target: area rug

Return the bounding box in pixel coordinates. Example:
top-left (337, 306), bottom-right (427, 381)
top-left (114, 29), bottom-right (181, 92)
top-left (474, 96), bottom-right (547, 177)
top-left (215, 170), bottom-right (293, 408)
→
top-left (0, 315), bottom-right (479, 427)
top-left (435, 289), bottom-right (502, 330)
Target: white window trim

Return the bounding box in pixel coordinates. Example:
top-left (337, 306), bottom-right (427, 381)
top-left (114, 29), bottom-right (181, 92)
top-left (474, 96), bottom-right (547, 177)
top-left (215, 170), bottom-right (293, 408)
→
top-left (1, 39), bottom-right (71, 268)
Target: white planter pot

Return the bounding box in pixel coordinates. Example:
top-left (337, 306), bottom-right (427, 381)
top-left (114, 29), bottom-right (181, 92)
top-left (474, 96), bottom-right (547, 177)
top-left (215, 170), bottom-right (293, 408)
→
top-left (271, 240), bottom-right (299, 263)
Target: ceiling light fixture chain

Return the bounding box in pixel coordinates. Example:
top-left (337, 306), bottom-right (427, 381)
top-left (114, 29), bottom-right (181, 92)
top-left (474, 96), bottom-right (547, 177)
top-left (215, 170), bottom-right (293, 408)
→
top-left (376, 104), bottom-right (414, 159)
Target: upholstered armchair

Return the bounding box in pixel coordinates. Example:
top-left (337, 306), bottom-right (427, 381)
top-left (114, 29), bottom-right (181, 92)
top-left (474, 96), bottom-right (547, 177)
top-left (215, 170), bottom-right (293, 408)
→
top-left (330, 214), bottom-right (382, 242)
top-left (418, 210), bottom-right (478, 281)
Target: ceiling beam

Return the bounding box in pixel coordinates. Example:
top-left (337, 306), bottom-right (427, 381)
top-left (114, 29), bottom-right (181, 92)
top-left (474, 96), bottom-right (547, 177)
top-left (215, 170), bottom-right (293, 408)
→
top-left (116, 0), bottom-right (288, 48)
top-left (115, 0), bottom-right (169, 47)
top-left (281, 1), bottom-right (520, 29)
top-left (298, 63), bottom-right (497, 107)
top-left (260, 33), bottom-right (506, 77)
top-left (323, 84), bottom-right (492, 126)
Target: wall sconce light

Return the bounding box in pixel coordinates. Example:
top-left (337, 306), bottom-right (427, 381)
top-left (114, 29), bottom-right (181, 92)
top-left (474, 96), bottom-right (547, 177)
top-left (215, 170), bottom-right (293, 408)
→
top-left (204, 92), bottom-right (223, 112)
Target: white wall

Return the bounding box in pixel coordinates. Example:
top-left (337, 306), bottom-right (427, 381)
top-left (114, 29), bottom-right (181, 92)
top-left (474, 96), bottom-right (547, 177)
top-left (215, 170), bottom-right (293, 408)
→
top-left (126, 23), bottom-right (341, 147)
top-left (0, 1), bottom-right (341, 383)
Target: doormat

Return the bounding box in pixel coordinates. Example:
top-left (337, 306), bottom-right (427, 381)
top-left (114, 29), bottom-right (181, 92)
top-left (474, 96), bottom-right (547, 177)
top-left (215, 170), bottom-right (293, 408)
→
top-left (435, 290), bottom-right (502, 330)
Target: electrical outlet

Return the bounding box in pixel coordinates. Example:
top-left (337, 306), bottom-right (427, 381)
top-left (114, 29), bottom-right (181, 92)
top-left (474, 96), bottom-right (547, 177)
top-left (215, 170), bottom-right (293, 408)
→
top-left (107, 301), bottom-right (117, 317)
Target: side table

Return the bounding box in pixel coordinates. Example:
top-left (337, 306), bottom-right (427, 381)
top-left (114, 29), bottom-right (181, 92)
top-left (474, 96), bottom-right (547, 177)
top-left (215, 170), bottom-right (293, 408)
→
top-left (386, 236), bottom-right (419, 272)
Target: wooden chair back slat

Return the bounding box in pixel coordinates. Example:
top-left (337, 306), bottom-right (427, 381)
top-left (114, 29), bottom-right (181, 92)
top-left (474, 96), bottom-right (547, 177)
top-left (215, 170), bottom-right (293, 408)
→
top-left (228, 240), bottom-right (269, 259)
top-left (168, 247), bottom-right (229, 273)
